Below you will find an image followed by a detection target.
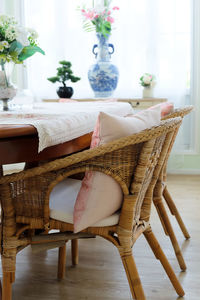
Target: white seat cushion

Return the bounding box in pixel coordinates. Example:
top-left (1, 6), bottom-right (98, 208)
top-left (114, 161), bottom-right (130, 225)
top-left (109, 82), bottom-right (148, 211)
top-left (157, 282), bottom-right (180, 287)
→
top-left (49, 178), bottom-right (120, 227)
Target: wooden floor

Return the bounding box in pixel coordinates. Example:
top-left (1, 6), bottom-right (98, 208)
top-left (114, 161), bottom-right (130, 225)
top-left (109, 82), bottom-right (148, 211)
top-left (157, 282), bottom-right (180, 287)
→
top-left (1, 174), bottom-right (200, 300)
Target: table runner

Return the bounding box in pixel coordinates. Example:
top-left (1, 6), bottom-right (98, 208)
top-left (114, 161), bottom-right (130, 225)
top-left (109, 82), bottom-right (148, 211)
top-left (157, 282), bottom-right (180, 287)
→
top-left (0, 102), bottom-right (133, 152)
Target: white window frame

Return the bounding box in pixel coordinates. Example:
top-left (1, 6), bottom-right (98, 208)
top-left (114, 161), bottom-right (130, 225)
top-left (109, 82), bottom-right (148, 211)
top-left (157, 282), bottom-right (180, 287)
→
top-left (5, 0), bottom-right (199, 156)
top-left (191, 0), bottom-right (200, 154)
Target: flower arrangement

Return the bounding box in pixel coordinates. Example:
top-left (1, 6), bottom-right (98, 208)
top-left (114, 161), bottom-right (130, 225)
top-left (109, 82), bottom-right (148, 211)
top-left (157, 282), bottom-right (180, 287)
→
top-left (0, 15), bottom-right (45, 65)
top-left (140, 73), bottom-right (156, 87)
top-left (80, 0), bottom-right (119, 37)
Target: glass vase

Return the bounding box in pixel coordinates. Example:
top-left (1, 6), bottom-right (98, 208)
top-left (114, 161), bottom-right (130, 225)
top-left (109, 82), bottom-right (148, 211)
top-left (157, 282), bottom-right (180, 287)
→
top-left (0, 60), bottom-right (17, 111)
top-left (88, 33), bottom-right (119, 98)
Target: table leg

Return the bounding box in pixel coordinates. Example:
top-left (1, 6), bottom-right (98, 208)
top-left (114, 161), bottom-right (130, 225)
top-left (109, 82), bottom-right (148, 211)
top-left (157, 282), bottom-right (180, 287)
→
top-left (0, 166), bottom-right (3, 176)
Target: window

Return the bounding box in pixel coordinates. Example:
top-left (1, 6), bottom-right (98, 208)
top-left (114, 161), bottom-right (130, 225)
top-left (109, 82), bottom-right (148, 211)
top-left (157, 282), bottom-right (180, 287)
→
top-left (2, 0), bottom-right (197, 154)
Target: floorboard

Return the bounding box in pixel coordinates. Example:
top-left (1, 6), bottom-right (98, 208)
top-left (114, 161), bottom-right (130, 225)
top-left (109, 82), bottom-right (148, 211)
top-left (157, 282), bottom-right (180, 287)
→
top-left (1, 174), bottom-right (200, 299)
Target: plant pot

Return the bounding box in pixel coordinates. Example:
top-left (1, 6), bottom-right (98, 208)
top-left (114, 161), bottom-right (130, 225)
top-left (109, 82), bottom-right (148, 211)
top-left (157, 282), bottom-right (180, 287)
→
top-left (56, 86), bottom-right (74, 98)
top-left (142, 86), bottom-right (154, 98)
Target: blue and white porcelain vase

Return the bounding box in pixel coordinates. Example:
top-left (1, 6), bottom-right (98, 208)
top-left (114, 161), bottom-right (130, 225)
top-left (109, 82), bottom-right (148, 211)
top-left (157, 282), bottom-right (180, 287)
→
top-left (88, 33), bottom-right (119, 98)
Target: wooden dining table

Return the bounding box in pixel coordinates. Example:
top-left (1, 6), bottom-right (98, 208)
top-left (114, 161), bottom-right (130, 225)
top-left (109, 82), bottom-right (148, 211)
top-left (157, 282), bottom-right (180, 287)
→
top-left (0, 124), bottom-right (92, 166)
top-left (0, 101), bottom-right (134, 174)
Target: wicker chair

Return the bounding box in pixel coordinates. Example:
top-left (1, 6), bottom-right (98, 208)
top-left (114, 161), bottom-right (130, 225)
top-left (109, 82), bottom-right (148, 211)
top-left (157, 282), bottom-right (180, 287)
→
top-left (151, 106), bottom-right (193, 271)
top-left (0, 118), bottom-right (184, 300)
top-left (161, 105), bottom-right (193, 238)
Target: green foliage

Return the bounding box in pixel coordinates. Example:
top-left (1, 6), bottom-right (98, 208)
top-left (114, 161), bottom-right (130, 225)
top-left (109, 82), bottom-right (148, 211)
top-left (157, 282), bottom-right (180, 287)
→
top-left (47, 60), bottom-right (81, 87)
top-left (18, 46), bottom-right (45, 61)
top-left (0, 14), bottom-right (45, 64)
top-left (9, 41), bottom-right (23, 55)
top-left (82, 16), bottom-right (111, 38)
top-left (92, 19), bottom-right (111, 36)
top-left (59, 60), bottom-right (72, 67)
top-left (47, 76), bottom-right (60, 83)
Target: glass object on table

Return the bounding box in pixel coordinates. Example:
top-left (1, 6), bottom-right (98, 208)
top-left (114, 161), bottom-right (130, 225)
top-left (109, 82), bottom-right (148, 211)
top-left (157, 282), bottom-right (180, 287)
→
top-left (11, 89), bottom-right (35, 110)
top-left (0, 61), bottom-right (17, 111)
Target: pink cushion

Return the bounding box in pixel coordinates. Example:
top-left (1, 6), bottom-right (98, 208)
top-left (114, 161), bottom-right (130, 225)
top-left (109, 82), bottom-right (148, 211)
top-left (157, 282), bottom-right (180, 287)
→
top-left (73, 105), bottom-right (161, 233)
top-left (149, 102), bottom-right (174, 117)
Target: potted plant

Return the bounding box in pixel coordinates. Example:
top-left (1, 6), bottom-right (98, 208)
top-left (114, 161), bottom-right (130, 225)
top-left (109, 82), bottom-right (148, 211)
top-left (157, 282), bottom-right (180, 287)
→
top-left (139, 73), bottom-right (156, 98)
top-left (47, 60), bottom-right (81, 98)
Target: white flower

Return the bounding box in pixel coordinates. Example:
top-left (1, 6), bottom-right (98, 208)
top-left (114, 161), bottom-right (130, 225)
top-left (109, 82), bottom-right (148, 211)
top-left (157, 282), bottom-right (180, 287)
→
top-left (16, 27), bottom-right (29, 46)
top-left (27, 28), bottom-right (38, 40)
top-left (5, 26), bottom-right (17, 41)
top-left (1, 41), bottom-right (9, 48)
top-left (0, 44), bottom-right (4, 52)
top-left (142, 75), bottom-right (152, 85)
top-left (0, 15), bottom-right (16, 26)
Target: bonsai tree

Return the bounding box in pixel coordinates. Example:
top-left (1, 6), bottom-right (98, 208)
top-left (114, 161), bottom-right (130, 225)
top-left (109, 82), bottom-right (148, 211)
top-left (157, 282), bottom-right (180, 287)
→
top-left (47, 60), bottom-right (80, 98)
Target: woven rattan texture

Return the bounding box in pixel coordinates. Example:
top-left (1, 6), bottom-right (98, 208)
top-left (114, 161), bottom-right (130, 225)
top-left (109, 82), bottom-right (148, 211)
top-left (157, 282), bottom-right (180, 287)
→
top-left (0, 116), bottom-right (185, 300)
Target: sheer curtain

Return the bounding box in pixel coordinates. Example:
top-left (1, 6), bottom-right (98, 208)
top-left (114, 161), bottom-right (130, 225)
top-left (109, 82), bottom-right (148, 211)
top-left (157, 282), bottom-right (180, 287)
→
top-left (1, 0), bottom-right (193, 155)
top-left (24, 0), bottom-right (95, 100)
top-left (0, 0), bottom-right (5, 13)
top-left (23, 0), bottom-right (191, 103)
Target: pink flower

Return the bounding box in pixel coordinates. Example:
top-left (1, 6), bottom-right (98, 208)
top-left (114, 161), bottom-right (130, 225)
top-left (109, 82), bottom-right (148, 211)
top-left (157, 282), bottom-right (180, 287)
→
top-left (112, 6), bottom-right (119, 10)
top-left (81, 9), bottom-right (85, 13)
top-left (107, 10), bottom-right (111, 15)
top-left (107, 16), bottom-right (114, 23)
top-left (84, 10), bottom-right (95, 20)
top-left (94, 14), bottom-right (99, 19)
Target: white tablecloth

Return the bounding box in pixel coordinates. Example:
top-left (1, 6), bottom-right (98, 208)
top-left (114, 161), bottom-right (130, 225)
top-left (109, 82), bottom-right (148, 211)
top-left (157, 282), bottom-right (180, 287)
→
top-left (0, 102), bottom-right (133, 152)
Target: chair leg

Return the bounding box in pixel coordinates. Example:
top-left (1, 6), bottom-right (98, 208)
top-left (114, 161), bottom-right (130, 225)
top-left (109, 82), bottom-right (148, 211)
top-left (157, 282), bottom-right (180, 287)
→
top-left (154, 202), bottom-right (169, 236)
top-left (119, 249), bottom-right (146, 300)
top-left (1, 253), bottom-right (16, 300)
top-left (57, 244), bottom-right (66, 279)
top-left (163, 186), bottom-right (190, 239)
top-left (143, 228), bottom-right (185, 297)
top-left (154, 197), bottom-right (186, 271)
top-left (71, 239), bottom-right (79, 266)
top-left (2, 272), bottom-right (13, 300)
